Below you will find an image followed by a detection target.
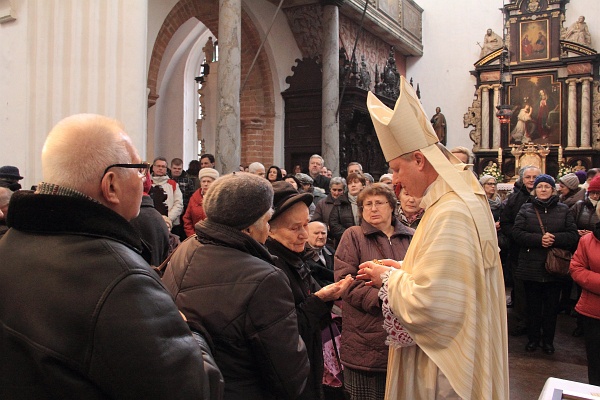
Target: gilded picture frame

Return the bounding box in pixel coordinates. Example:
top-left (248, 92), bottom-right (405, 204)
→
top-left (519, 19), bottom-right (549, 62)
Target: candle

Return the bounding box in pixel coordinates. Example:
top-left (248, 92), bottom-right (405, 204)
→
top-left (558, 145), bottom-right (563, 162)
top-left (498, 147), bottom-right (502, 164)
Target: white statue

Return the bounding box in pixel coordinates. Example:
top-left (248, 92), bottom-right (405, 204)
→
top-left (479, 29), bottom-right (503, 58)
top-left (563, 16), bottom-right (592, 47)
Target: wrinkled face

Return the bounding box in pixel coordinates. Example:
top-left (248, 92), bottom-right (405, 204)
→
top-left (399, 187), bottom-right (419, 216)
top-left (330, 183), bottom-right (344, 199)
top-left (171, 164), bottom-right (183, 178)
top-left (347, 179), bottom-right (365, 197)
top-left (348, 164), bottom-right (362, 175)
top-left (118, 147), bottom-right (144, 221)
top-left (285, 177), bottom-right (298, 190)
top-left (200, 177), bottom-right (215, 192)
top-left (522, 168), bottom-right (540, 190)
top-left (535, 183), bottom-right (554, 200)
top-left (309, 157), bottom-right (323, 175)
top-left (361, 194), bottom-right (393, 227)
top-left (200, 157), bottom-right (214, 169)
top-left (307, 222), bottom-right (327, 248)
top-left (483, 178), bottom-right (497, 197)
top-left (268, 168), bottom-right (278, 182)
top-left (253, 167), bottom-right (266, 178)
top-left (153, 160), bottom-right (168, 176)
top-left (269, 202), bottom-right (309, 253)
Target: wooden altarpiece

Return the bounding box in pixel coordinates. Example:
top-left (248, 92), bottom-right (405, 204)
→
top-left (466, 0), bottom-right (600, 180)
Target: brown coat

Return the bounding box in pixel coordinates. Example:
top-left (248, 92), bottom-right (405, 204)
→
top-left (334, 218), bottom-right (413, 371)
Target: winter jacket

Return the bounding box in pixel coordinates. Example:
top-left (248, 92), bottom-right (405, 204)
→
top-left (266, 238), bottom-right (332, 400)
top-left (334, 218), bottom-right (413, 371)
top-left (571, 223), bottom-right (600, 320)
top-left (0, 191), bottom-right (206, 399)
top-left (182, 188), bottom-right (207, 237)
top-left (500, 181), bottom-right (531, 241)
top-left (130, 194), bottom-right (170, 266)
top-left (163, 220), bottom-right (309, 400)
top-left (151, 175), bottom-right (183, 225)
top-left (569, 195), bottom-right (599, 232)
top-left (560, 187), bottom-right (585, 208)
top-left (329, 194), bottom-right (359, 243)
top-left (512, 195), bottom-right (579, 282)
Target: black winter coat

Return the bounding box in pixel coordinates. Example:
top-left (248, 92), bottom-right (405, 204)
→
top-left (570, 196), bottom-right (599, 232)
top-left (329, 194), bottom-right (359, 243)
top-left (0, 191), bottom-right (206, 399)
top-left (163, 220), bottom-right (310, 400)
top-left (500, 181), bottom-right (531, 241)
top-left (130, 195), bottom-right (170, 266)
top-left (513, 195), bottom-right (579, 282)
top-left (266, 238), bottom-right (332, 400)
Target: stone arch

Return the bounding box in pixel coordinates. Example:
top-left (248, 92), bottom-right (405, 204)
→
top-left (147, 0), bottom-right (275, 166)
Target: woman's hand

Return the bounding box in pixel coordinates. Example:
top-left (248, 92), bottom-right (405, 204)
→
top-left (356, 259), bottom-right (400, 288)
top-left (314, 274), bottom-right (354, 302)
top-left (541, 232), bottom-right (555, 248)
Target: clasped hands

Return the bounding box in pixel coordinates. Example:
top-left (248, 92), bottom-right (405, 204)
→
top-left (356, 259), bottom-right (402, 288)
top-left (541, 232), bottom-right (555, 248)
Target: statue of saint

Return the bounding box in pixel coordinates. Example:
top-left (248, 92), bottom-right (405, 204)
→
top-left (479, 29), bottom-right (503, 58)
top-left (430, 107), bottom-right (447, 143)
top-left (202, 37), bottom-right (215, 63)
top-left (563, 16), bottom-right (592, 47)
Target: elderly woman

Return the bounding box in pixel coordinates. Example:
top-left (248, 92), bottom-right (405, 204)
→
top-left (513, 174), bottom-right (579, 354)
top-left (570, 205), bottom-right (600, 385)
top-left (396, 184), bottom-right (424, 229)
top-left (329, 173), bottom-right (367, 245)
top-left (182, 168), bottom-right (219, 237)
top-left (378, 173), bottom-right (394, 190)
top-left (559, 172), bottom-right (585, 207)
top-left (479, 174), bottom-right (503, 230)
top-left (334, 183), bottom-right (413, 399)
top-left (163, 173), bottom-right (310, 399)
top-left (266, 181), bottom-right (353, 400)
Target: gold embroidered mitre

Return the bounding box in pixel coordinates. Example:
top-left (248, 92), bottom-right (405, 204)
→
top-left (367, 76), bottom-right (439, 162)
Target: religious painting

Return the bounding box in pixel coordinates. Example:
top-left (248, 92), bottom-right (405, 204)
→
top-left (508, 74), bottom-right (561, 146)
top-left (519, 19), bottom-right (549, 62)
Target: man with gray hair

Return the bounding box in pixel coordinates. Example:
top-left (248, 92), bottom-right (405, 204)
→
top-left (308, 154), bottom-right (331, 194)
top-left (248, 161), bottom-right (266, 178)
top-left (0, 114), bottom-right (207, 398)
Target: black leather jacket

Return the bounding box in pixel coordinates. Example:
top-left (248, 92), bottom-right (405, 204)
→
top-left (0, 191), bottom-right (206, 399)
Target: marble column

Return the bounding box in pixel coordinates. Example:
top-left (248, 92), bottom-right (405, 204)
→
top-left (321, 1), bottom-right (340, 176)
top-left (566, 78), bottom-right (578, 149)
top-left (492, 85), bottom-right (501, 149)
top-left (580, 77), bottom-right (593, 149)
top-left (480, 86), bottom-right (490, 150)
top-left (215, 0), bottom-right (241, 173)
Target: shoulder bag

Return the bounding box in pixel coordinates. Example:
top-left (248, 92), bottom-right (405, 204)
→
top-left (534, 208), bottom-right (572, 276)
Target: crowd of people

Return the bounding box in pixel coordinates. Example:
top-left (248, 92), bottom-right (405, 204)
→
top-left (1, 79), bottom-right (598, 399)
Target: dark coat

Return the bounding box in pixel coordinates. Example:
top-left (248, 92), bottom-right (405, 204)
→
top-left (512, 196), bottom-right (579, 282)
top-left (304, 244), bottom-right (335, 286)
top-left (500, 181), bottom-right (531, 241)
top-left (130, 195), bottom-right (170, 266)
top-left (570, 195), bottom-right (599, 232)
top-left (162, 220), bottom-right (309, 400)
top-left (329, 194), bottom-right (359, 243)
top-left (266, 238), bottom-right (332, 400)
top-left (334, 218), bottom-right (413, 371)
top-left (0, 191), bottom-right (206, 399)
top-left (312, 174), bottom-right (331, 194)
top-left (560, 187), bottom-right (585, 208)
top-left (311, 194), bottom-right (336, 227)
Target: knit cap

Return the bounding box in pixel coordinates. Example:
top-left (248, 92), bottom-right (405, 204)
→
top-left (295, 173), bottom-right (313, 185)
top-left (575, 170), bottom-right (587, 184)
top-left (203, 172), bottom-right (273, 230)
top-left (479, 174), bottom-right (496, 186)
top-left (198, 168), bottom-right (219, 181)
top-left (559, 173), bottom-right (580, 191)
top-left (534, 174), bottom-right (555, 189)
top-left (587, 175), bottom-right (600, 192)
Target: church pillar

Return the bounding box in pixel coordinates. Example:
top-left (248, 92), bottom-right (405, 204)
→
top-left (215, 0), bottom-right (242, 173)
top-left (566, 78), bottom-right (578, 150)
top-left (580, 77), bottom-right (593, 149)
top-left (492, 85), bottom-right (501, 149)
top-left (481, 86), bottom-right (490, 150)
top-left (321, 0), bottom-right (342, 176)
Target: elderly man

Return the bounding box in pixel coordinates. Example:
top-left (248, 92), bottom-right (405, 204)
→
top-left (308, 154), bottom-right (331, 194)
top-left (151, 157), bottom-right (183, 228)
top-left (359, 77), bottom-right (509, 399)
top-left (305, 221), bottom-right (335, 286)
top-left (163, 173), bottom-right (310, 399)
top-left (248, 161), bottom-right (266, 178)
top-left (0, 114), bottom-right (206, 398)
top-left (347, 162), bottom-right (362, 176)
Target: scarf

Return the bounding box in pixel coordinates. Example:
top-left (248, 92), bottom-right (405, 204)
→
top-left (487, 194), bottom-right (502, 211)
top-left (348, 193), bottom-right (360, 226)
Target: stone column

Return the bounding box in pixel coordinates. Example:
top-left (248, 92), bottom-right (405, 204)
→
top-left (215, 0), bottom-right (242, 173)
top-left (580, 77), bottom-right (593, 149)
top-left (480, 86), bottom-right (490, 150)
top-left (566, 78), bottom-right (578, 150)
top-left (492, 85), bottom-right (501, 148)
top-left (321, 1), bottom-right (341, 176)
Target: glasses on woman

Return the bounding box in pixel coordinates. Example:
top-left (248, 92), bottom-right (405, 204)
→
top-left (103, 163), bottom-right (150, 179)
top-left (362, 201), bottom-right (389, 210)
top-left (484, 182), bottom-right (497, 186)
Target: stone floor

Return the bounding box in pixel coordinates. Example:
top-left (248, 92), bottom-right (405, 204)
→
top-left (507, 307), bottom-right (589, 399)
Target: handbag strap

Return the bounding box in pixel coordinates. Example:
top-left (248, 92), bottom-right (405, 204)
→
top-left (328, 322), bottom-right (343, 371)
top-left (153, 234), bottom-right (197, 277)
top-left (533, 207), bottom-right (546, 235)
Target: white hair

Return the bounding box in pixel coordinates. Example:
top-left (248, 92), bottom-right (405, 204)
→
top-left (248, 162), bottom-right (265, 174)
top-left (42, 114), bottom-right (136, 193)
top-left (309, 154), bottom-right (324, 166)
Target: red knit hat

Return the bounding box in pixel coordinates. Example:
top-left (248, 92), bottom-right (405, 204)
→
top-left (588, 175), bottom-right (600, 192)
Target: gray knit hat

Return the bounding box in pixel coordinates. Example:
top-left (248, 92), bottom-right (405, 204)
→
top-left (559, 173), bottom-right (579, 191)
top-left (203, 172), bottom-right (273, 230)
top-left (479, 174), bottom-right (496, 186)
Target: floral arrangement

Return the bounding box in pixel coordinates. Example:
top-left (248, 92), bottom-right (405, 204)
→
top-left (556, 162), bottom-right (572, 180)
top-left (481, 162), bottom-right (503, 183)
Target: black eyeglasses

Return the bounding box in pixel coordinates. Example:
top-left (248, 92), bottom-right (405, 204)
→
top-left (103, 163), bottom-right (150, 179)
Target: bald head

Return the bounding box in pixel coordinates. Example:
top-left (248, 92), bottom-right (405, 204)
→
top-left (307, 221), bottom-right (328, 249)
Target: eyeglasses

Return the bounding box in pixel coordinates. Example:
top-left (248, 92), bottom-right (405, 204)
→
top-left (103, 163), bottom-right (150, 179)
top-left (484, 182), bottom-right (497, 186)
top-left (361, 201), bottom-right (389, 210)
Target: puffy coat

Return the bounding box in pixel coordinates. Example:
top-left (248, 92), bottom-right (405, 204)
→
top-left (312, 193), bottom-right (336, 225)
top-left (163, 220), bottom-right (309, 400)
top-left (561, 187), bottom-right (585, 208)
top-left (500, 181), bottom-right (531, 241)
top-left (512, 195), bottom-right (579, 282)
top-left (266, 238), bottom-right (332, 400)
top-left (182, 188), bottom-right (206, 237)
top-left (570, 195), bottom-right (599, 232)
top-left (334, 218), bottom-right (413, 371)
top-left (570, 224), bottom-right (600, 320)
top-left (329, 194), bottom-right (359, 242)
top-left (0, 191), bottom-right (206, 399)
